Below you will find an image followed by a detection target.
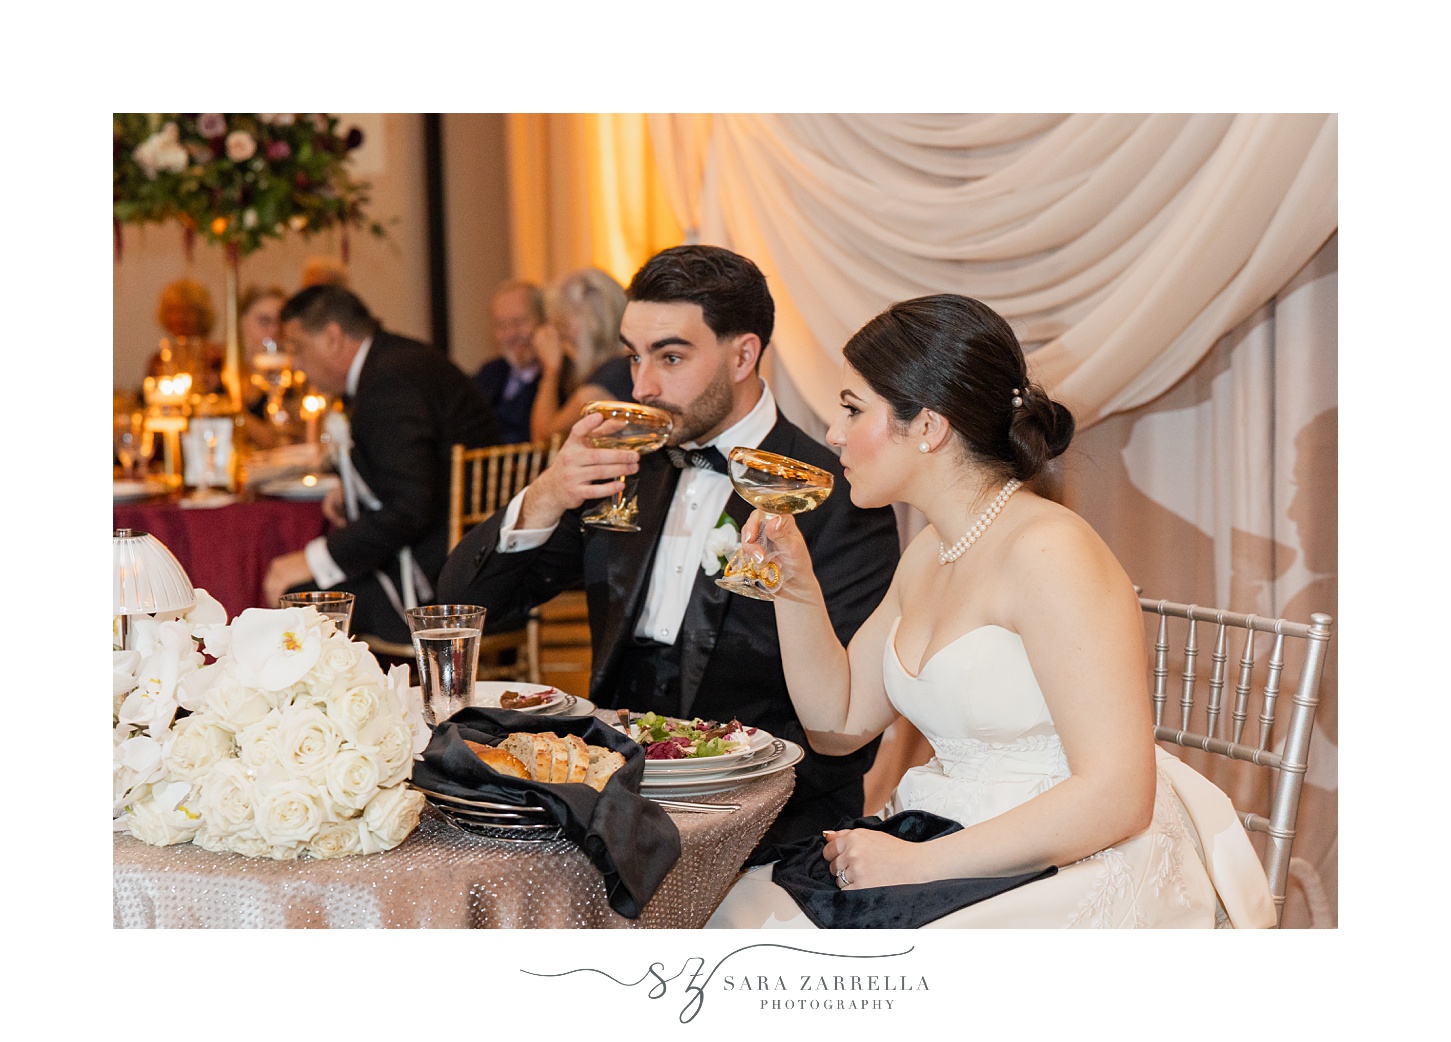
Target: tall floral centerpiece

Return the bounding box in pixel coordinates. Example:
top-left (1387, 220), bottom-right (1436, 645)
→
top-left (114, 601), bottom-right (430, 859)
top-left (113, 113), bottom-right (385, 413)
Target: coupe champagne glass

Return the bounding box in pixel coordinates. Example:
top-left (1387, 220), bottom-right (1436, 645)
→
top-left (252, 337), bottom-right (295, 428)
top-left (716, 447), bottom-right (834, 600)
top-left (580, 400), bottom-right (674, 532)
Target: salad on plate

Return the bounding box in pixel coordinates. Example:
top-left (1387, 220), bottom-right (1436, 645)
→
top-left (628, 712), bottom-right (757, 760)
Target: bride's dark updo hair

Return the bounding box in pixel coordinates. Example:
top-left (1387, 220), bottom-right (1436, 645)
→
top-left (842, 294), bottom-right (1074, 482)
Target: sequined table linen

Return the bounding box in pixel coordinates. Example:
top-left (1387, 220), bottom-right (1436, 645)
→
top-left (113, 772), bottom-right (792, 928)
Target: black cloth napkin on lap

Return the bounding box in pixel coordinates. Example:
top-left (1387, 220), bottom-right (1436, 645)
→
top-left (745, 809), bottom-right (1056, 929)
top-left (410, 707), bottom-right (681, 919)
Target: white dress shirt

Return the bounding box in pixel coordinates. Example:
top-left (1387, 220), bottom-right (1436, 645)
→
top-left (496, 382), bottom-right (778, 646)
top-left (303, 337), bottom-right (373, 588)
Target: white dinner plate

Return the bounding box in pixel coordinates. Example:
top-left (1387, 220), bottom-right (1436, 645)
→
top-left (640, 733), bottom-right (781, 784)
top-left (640, 727), bottom-right (774, 774)
top-left (258, 473), bottom-right (339, 500)
top-left (467, 681), bottom-right (568, 713)
top-left (113, 479), bottom-right (163, 502)
top-left (639, 739), bottom-right (804, 798)
top-left (409, 681), bottom-right (572, 715)
top-left (534, 694), bottom-right (596, 718)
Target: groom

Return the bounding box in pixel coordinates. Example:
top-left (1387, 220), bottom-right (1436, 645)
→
top-left (437, 245), bottom-right (900, 846)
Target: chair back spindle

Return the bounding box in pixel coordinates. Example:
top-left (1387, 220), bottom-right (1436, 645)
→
top-left (361, 436), bottom-right (567, 684)
top-left (1137, 595), bottom-right (1333, 926)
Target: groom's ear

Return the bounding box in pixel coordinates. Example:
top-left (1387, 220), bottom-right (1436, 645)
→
top-left (727, 332), bottom-right (762, 378)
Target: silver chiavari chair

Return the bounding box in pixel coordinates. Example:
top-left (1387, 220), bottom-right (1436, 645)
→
top-left (1138, 593), bottom-right (1334, 927)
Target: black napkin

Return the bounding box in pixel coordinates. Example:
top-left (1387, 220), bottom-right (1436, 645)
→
top-left (410, 707), bottom-right (681, 920)
top-left (745, 810), bottom-right (1057, 929)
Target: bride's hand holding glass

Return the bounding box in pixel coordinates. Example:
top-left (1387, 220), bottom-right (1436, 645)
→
top-left (717, 448), bottom-right (833, 599)
top-left (737, 510), bottom-right (820, 602)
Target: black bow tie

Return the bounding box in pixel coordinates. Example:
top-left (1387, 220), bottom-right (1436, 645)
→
top-left (665, 445), bottom-right (730, 475)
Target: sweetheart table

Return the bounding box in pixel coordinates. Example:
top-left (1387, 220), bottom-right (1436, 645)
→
top-left (112, 770), bottom-right (792, 929)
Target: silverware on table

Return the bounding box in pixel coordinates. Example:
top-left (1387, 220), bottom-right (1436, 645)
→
top-left (652, 799), bottom-right (740, 813)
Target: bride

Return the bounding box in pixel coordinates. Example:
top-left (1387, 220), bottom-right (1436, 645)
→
top-left (705, 294), bottom-right (1275, 928)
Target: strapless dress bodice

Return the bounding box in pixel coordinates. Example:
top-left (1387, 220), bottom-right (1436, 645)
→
top-left (883, 619), bottom-right (1069, 824)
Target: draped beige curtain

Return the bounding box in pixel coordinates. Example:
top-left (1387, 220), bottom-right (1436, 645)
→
top-left (504, 114), bottom-right (1338, 926)
top-left (505, 114), bottom-right (682, 288)
top-left (647, 113), bottom-right (1336, 429)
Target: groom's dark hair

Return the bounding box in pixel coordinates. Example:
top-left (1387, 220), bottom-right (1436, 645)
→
top-left (625, 245), bottom-right (774, 356)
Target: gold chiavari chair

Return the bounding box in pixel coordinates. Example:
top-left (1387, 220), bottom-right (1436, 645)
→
top-left (361, 437), bottom-right (561, 682)
top-left (1138, 594), bottom-right (1334, 926)
top-left (448, 436), bottom-right (559, 552)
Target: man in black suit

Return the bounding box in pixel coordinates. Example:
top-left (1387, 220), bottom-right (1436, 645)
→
top-left (264, 285), bottom-right (499, 645)
top-left (472, 280), bottom-right (547, 444)
top-left (438, 246), bottom-right (900, 846)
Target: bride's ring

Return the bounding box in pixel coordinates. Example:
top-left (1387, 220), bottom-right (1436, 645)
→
top-left (837, 867), bottom-right (850, 886)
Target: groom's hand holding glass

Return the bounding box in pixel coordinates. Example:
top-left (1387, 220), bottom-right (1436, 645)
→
top-left (512, 408), bottom-right (646, 532)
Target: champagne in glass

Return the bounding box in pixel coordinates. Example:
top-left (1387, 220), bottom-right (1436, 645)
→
top-left (580, 400), bottom-right (674, 532)
top-left (716, 448), bottom-right (834, 600)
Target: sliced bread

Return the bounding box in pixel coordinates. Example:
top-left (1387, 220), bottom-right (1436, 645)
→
top-left (463, 740), bottom-right (530, 779)
top-left (500, 732), bottom-right (551, 780)
top-left (562, 734), bottom-right (590, 784)
top-left (583, 745), bottom-right (626, 792)
top-left (537, 732), bottom-right (571, 783)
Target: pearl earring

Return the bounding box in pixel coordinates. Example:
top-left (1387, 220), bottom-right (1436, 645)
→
top-left (919, 442), bottom-right (930, 453)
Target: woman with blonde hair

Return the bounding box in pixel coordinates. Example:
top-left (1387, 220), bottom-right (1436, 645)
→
top-left (529, 267), bottom-right (635, 440)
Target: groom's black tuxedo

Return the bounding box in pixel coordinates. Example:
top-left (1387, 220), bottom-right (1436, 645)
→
top-left (437, 413), bottom-right (901, 846)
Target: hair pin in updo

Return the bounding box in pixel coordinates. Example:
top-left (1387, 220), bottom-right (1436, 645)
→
top-left (1011, 387), bottom-right (1025, 409)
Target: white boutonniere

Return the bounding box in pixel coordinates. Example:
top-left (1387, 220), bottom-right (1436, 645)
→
top-left (701, 513), bottom-right (741, 576)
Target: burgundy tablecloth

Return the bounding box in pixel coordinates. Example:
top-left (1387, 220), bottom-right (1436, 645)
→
top-left (114, 496), bottom-right (329, 621)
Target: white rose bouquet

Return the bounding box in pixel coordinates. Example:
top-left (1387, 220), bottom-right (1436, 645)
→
top-left (115, 602), bottom-right (430, 860)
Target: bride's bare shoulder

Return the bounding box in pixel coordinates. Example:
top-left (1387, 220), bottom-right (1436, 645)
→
top-left (1000, 495), bottom-right (1126, 581)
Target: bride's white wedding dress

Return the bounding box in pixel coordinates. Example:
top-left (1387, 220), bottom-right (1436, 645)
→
top-left (706, 620), bottom-right (1276, 928)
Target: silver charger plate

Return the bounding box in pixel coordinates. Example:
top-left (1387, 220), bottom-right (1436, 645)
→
top-left (411, 782), bottom-right (552, 820)
top-left (533, 693), bottom-right (596, 718)
top-left (639, 739), bottom-right (804, 799)
top-left (433, 809), bottom-right (565, 843)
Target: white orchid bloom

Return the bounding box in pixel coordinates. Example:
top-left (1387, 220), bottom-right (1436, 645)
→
top-left (184, 588), bottom-right (229, 640)
top-left (229, 608), bottom-right (324, 691)
top-left (386, 664), bottom-right (430, 758)
top-left (177, 659), bottom-right (225, 713)
top-left (113, 650), bottom-right (142, 698)
top-left (701, 520), bottom-right (742, 576)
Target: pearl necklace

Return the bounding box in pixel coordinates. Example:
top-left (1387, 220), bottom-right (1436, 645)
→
top-left (938, 479), bottom-right (1023, 565)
